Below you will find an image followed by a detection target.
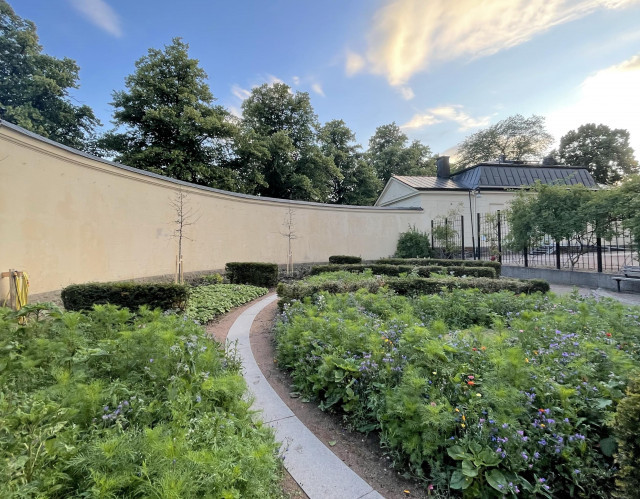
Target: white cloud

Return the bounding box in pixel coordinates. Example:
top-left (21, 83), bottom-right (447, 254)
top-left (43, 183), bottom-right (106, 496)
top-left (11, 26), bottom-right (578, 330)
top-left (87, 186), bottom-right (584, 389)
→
top-left (68, 0), bottom-right (122, 37)
top-left (311, 83), bottom-right (325, 97)
top-left (345, 50), bottom-right (365, 76)
top-left (266, 74), bottom-right (285, 85)
top-left (361, 0), bottom-right (640, 86)
top-left (292, 76), bottom-right (300, 85)
top-left (398, 86), bottom-right (415, 100)
top-left (402, 105), bottom-right (491, 131)
top-left (546, 53), bottom-right (640, 154)
top-left (231, 84), bottom-right (251, 100)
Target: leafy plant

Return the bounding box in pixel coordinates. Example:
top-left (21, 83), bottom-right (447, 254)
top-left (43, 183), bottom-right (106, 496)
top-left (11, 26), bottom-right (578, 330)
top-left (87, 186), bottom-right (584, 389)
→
top-left (395, 225), bottom-right (433, 258)
top-left (185, 284), bottom-right (267, 323)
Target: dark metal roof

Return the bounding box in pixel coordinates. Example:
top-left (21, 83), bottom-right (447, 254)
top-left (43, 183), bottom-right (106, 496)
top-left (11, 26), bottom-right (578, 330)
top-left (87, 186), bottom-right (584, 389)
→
top-left (393, 162), bottom-right (597, 191)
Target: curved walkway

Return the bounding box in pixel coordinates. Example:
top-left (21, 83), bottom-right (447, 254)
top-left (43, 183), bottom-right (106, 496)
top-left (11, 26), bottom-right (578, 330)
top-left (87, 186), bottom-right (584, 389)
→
top-left (226, 293), bottom-right (383, 499)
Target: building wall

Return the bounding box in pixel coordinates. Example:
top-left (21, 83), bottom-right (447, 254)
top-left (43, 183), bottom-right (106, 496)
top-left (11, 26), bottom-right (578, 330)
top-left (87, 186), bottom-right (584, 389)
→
top-left (0, 123), bottom-right (422, 295)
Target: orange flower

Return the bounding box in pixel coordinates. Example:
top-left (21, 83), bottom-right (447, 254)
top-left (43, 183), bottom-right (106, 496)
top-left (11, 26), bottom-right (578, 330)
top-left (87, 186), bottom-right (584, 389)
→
top-left (467, 381), bottom-right (475, 386)
top-left (481, 346), bottom-right (487, 351)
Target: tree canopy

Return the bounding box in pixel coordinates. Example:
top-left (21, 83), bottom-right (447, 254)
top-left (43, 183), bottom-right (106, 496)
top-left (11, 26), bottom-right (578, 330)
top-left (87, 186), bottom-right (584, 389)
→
top-left (100, 38), bottom-right (242, 188)
top-left (0, 0), bottom-right (99, 151)
top-left (556, 123), bottom-right (639, 184)
top-left (456, 114), bottom-right (553, 169)
top-left (367, 123), bottom-right (435, 184)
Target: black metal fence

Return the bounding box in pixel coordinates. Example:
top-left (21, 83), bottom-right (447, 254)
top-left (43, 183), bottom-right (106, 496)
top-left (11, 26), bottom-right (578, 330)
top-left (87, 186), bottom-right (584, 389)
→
top-left (430, 212), bottom-right (638, 273)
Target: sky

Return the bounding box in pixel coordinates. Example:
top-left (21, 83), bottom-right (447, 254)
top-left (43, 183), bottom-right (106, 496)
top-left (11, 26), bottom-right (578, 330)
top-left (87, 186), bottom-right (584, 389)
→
top-left (12, 0), bottom-right (640, 159)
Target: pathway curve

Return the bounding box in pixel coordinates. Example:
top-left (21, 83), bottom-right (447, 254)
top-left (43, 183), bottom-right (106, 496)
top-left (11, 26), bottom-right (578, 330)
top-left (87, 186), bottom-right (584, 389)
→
top-left (226, 293), bottom-right (384, 499)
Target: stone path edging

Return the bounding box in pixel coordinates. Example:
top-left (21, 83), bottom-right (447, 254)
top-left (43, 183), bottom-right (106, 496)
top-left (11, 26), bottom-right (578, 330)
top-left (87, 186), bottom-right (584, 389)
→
top-left (226, 293), bottom-right (383, 499)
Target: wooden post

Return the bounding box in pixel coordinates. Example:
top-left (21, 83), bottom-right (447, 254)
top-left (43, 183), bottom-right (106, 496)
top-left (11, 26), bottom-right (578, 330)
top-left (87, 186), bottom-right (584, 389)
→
top-left (9, 269), bottom-right (16, 310)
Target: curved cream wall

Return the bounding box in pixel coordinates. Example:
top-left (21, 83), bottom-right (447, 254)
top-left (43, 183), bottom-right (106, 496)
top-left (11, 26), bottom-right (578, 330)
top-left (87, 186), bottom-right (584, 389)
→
top-left (0, 122), bottom-right (423, 295)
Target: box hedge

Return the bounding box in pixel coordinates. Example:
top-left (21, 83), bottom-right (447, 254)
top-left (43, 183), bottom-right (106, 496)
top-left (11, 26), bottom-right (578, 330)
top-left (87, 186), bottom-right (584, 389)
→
top-left (225, 262), bottom-right (279, 287)
top-left (61, 282), bottom-right (189, 312)
top-left (328, 255), bottom-right (362, 264)
top-left (277, 276), bottom-right (548, 306)
top-left (377, 257), bottom-right (502, 276)
top-left (310, 264), bottom-right (496, 279)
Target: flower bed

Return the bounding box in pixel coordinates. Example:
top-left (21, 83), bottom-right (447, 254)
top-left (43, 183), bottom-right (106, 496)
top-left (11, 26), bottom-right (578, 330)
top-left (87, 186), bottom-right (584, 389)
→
top-left (275, 288), bottom-right (640, 497)
top-left (0, 303), bottom-right (282, 497)
top-left (186, 284), bottom-right (268, 323)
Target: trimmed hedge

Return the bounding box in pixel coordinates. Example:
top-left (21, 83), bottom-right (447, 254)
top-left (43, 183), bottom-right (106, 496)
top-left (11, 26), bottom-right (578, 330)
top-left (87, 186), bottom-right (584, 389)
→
top-left (61, 282), bottom-right (188, 312)
top-left (377, 257), bottom-right (502, 276)
top-left (277, 276), bottom-right (549, 306)
top-left (310, 264), bottom-right (496, 279)
top-left (328, 255), bottom-right (362, 264)
top-left (225, 262), bottom-right (279, 287)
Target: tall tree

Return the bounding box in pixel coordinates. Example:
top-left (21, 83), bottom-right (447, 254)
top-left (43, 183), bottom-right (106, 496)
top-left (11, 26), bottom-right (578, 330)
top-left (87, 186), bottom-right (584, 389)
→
top-left (318, 119), bottom-right (381, 205)
top-left (101, 38), bottom-right (240, 187)
top-left (456, 114), bottom-right (553, 169)
top-left (0, 1), bottom-right (99, 151)
top-left (240, 83), bottom-right (339, 201)
top-left (556, 123), bottom-right (639, 184)
top-left (367, 123), bottom-right (435, 184)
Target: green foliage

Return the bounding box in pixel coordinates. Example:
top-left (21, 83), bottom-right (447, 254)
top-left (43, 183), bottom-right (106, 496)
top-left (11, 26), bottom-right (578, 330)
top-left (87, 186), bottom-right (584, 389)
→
top-left (195, 273), bottom-right (224, 285)
top-left (557, 123), bottom-right (639, 185)
top-left (0, 303), bottom-right (282, 497)
top-left (328, 255), bottom-right (362, 264)
top-left (100, 38), bottom-right (241, 189)
top-left (455, 114), bottom-right (553, 169)
top-left (185, 284), bottom-right (268, 323)
top-left (240, 82), bottom-right (340, 202)
top-left (61, 282), bottom-right (188, 312)
top-left (225, 262), bottom-right (279, 287)
top-left (311, 264), bottom-right (496, 279)
top-left (377, 257), bottom-right (502, 277)
top-left (366, 123), bottom-right (435, 184)
top-left (395, 226), bottom-right (433, 258)
top-left (277, 271), bottom-right (547, 307)
top-left (616, 176), bottom-right (640, 252)
top-left (275, 289), bottom-right (640, 497)
top-left (0, 1), bottom-right (99, 151)
top-left (612, 374), bottom-right (640, 498)
top-left (318, 119), bottom-right (382, 205)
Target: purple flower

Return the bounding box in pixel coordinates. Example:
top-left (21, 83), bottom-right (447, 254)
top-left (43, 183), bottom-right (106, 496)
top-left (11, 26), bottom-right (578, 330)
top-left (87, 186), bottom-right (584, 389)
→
top-left (574, 469), bottom-right (581, 474)
top-left (539, 439), bottom-right (547, 446)
top-left (149, 358), bottom-right (154, 363)
top-left (539, 478), bottom-right (546, 483)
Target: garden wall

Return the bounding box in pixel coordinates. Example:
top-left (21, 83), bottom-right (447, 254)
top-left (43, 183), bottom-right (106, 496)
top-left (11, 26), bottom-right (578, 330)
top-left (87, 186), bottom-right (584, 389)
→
top-left (0, 121), bottom-right (422, 295)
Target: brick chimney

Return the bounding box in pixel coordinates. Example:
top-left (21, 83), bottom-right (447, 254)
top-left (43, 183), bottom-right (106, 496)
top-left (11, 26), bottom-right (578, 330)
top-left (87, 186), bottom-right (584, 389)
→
top-left (436, 156), bottom-right (450, 178)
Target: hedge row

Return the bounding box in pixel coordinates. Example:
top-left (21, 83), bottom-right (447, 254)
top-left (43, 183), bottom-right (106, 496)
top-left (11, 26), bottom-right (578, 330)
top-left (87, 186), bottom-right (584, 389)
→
top-left (310, 264), bottom-right (497, 279)
top-left (328, 255), bottom-right (362, 264)
top-left (377, 257), bottom-right (502, 276)
top-left (277, 276), bottom-right (549, 306)
top-left (225, 262), bottom-right (279, 287)
top-left (61, 282), bottom-right (189, 312)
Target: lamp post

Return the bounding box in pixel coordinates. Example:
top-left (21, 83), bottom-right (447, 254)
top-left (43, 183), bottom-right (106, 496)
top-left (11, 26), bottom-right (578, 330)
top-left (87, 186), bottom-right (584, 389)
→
top-left (468, 188), bottom-right (480, 259)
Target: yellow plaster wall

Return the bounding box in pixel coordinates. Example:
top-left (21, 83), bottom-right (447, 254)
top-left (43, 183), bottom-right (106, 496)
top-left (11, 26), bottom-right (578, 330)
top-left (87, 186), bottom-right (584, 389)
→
top-left (0, 123), bottom-right (423, 294)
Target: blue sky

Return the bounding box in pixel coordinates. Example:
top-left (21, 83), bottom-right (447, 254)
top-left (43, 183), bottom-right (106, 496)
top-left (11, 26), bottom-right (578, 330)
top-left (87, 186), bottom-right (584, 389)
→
top-left (13, 0), bottom-right (640, 158)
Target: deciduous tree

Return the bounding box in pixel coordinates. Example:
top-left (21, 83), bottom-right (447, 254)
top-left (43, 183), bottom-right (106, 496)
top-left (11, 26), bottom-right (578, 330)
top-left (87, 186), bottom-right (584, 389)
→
top-left (557, 123), bottom-right (639, 184)
top-left (0, 1), bottom-right (99, 151)
top-left (456, 114), bottom-right (553, 169)
top-left (367, 123), bottom-right (435, 184)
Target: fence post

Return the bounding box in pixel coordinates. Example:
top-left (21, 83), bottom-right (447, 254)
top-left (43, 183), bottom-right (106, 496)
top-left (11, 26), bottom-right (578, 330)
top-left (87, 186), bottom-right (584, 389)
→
top-left (555, 241), bottom-right (561, 270)
top-left (523, 246), bottom-right (528, 267)
top-left (476, 213), bottom-right (481, 260)
top-left (460, 215), bottom-right (465, 260)
top-left (497, 210), bottom-right (502, 263)
top-left (596, 237), bottom-right (603, 273)
top-left (431, 220), bottom-right (434, 251)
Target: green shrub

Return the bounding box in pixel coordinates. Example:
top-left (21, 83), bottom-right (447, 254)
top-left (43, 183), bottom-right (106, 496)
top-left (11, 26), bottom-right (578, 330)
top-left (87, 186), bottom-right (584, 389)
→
top-left (310, 263), bottom-right (496, 279)
top-left (0, 303), bottom-right (282, 497)
top-left (328, 255), bottom-right (362, 264)
top-left (186, 284), bottom-right (268, 323)
top-left (196, 273), bottom-right (223, 285)
top-left (394, 225), bottom-right (433, 258)
top-left (61, 282), bottom-right (188, 312)
top-left (378, 257), bottom-right (502, 277)
top-left (225, 262), bottom-right (278, 287)
top-left (613, 373), bottom-right (640, 498)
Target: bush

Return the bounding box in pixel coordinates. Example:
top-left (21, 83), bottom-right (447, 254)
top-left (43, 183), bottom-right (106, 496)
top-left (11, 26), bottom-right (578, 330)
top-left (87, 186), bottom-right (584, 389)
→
top-left (0, 303), bottom-right (282, 497)
top-left (277, 272), bottom-right (548, 306)
top-left (328, 255), bottom-right (362, 264)
top-left (185, 284), bottom-right (268, 323)
top-left (61, 282), bottom-right (188, 312)
top-left (310, 264), bottom-right (496, 279)
top-left (378, 257), bottom-right (502, 277)
top-left (225, 262), bottom-right (279, 287)
top-left (196, 273), bottom-right (224, 285)
top-left (613, 374), bottom-right (640, 498)
top-left (395, 226), bottom-right (433, 258)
